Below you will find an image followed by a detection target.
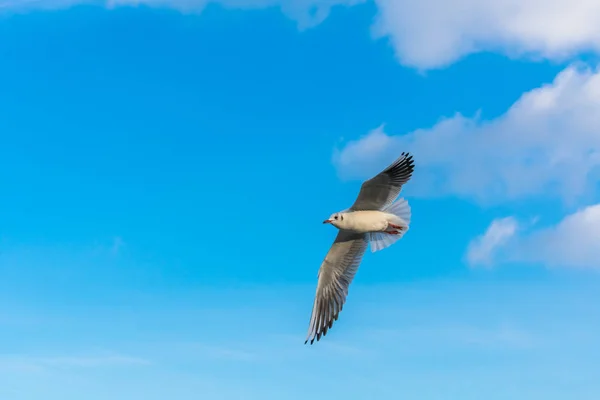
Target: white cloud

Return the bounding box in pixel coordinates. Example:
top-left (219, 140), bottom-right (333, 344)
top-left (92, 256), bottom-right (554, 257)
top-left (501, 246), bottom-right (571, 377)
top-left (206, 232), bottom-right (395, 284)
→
top-left (466, 217), bottom-right (518, 267)
top-left (466, 203), bottom-right (600, 269)
top-left (334, 64), bottom-right (600, 203)
top-left (373, 0), bottom-right (600, 69)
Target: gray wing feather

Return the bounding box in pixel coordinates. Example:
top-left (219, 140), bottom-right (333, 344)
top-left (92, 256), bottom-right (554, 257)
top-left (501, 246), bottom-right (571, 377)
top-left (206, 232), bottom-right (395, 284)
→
top-left (350, 152), bottom-right (414, 211)
top-left (305, 230), bottom-right (368, 345)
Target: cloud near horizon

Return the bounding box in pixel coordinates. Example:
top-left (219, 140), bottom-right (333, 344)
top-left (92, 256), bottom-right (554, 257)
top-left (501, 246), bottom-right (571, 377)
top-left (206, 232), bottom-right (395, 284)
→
top-left (0, 353), bottom-right (152, 373)
top-left (333, 64), bottom-right (600, 204)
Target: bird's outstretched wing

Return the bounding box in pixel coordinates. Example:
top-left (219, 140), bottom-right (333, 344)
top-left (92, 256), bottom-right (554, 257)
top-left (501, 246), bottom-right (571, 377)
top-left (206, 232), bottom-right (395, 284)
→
top-left (305, 230), bottom-right (368, 344)
top-left (349, 152), bottom-right (414, 211)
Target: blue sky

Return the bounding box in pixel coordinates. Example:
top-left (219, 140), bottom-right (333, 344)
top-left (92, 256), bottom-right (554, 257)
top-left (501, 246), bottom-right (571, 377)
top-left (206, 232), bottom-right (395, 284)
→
top-left (1, 1), bottom-right (600, 399)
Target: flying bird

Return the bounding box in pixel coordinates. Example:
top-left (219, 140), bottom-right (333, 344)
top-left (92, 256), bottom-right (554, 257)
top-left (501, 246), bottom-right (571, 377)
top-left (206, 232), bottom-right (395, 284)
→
top-left (305, 152), bottom-right (414, 345)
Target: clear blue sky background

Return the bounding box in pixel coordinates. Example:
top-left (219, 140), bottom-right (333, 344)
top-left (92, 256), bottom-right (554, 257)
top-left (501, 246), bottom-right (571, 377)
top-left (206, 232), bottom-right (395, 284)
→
top-left (1, 2), bottom-right (599, 400)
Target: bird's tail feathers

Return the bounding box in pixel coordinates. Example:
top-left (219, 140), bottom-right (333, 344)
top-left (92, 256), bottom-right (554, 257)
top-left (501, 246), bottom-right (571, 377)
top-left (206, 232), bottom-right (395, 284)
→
top-left (368, 198), bottom-right (411, 253)
top-left (384, 197), bottom-right (411, 225)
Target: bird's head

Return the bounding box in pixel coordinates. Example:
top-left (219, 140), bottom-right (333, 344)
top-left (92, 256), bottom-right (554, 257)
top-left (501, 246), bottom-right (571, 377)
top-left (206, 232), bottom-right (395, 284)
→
top-left (323, 212), bottom-right (345, 228)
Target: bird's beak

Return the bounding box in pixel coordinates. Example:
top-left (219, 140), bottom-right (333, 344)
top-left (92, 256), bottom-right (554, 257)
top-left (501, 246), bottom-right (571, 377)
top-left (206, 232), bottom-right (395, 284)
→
top-left (323, 219), bottom-right (332, 224)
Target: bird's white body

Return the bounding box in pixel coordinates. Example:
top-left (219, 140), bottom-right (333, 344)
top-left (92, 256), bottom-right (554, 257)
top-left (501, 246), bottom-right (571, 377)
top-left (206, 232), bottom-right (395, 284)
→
top-left (325, 197), bottom-right (412, 253)
top-left (331, 210), bottom-right (407, 233)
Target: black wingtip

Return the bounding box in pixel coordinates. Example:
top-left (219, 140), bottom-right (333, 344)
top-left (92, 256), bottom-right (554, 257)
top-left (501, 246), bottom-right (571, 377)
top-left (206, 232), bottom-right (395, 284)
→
top-left (387, 151), bottom-right (415, 173)
top-left (309, 335), bottom-right (319, 345)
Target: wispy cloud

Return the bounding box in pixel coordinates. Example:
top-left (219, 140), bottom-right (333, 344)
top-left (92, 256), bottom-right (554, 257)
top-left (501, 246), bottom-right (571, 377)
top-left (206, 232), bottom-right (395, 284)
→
top-left (109, 236), bottom-right (125, 256)
top-left (334, 64), bottom-right (600, 204)
top-left (466, 217), bottom-right (518, 267)
top-left (0, 353), bottom-right (152, 372)
top-left (0, 0), bottom-right (87, 12)
top-left (0, 0), bottom-right (365, 29)
top-left (368, 323), bottom-right (536, 350)
top-left (467, 204), bottom-right (600, 269)
top-left (180, 342), bottom-right (258, 361)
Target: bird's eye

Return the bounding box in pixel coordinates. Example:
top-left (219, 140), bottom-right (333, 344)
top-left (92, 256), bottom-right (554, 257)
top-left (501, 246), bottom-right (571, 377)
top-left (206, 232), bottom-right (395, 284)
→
top-left (334, 215), bottom-right (338, 220)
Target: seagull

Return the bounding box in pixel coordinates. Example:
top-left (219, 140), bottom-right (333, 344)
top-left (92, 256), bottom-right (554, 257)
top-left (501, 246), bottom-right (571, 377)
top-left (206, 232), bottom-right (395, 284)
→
top-left (305, 152), bottom-right (415, 345)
